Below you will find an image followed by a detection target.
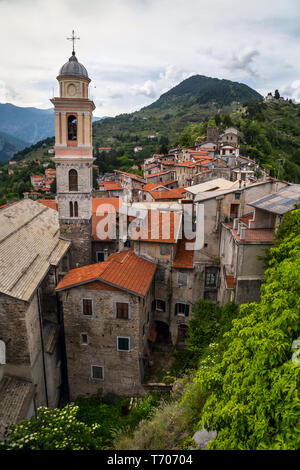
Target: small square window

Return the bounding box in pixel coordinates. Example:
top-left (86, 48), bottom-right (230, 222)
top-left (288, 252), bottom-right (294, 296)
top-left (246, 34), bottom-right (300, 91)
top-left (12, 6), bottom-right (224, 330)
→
top-left (160, 245), bottom-right (170, 255)
top-left (235, 192), bottom-right (241, 200)
top-left (115, 302), bottom-right (129, 319)
top-left (175, 303), bottom-right (190, 316)
top-left (154, 299), bottom-right (166, 312)
top-left (82, 299), bottom-right (93, 316)
top-left (91, 365), bottom-right (104, 379)
top-left (155, 268), bottom-right (165, 283)
top-left (81, 333), bottom-right (88, 344)
top-left (96, 251), bottom-right (105, 262)
top-left (205, 270), bottom-right (217, 287)
top-left (178, 272), bottom-right (187, 286)
top-left (117, 337), bottom-right (130, 351)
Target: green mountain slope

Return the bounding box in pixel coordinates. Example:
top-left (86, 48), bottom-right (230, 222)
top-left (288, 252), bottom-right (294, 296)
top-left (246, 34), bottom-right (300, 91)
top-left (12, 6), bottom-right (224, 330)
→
top-left (92, 75), bottom-right (262, 156)
top-left (0, 130), bottom-right (29, 163)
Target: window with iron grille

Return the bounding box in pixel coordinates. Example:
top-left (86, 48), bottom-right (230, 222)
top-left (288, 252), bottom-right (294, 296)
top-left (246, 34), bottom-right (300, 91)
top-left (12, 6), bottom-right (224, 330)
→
top-left (205, 268), bottom-right (217, 287)
top-left (82, 298), bottom-right (93, 316)
top-left (91, 365), bottom-right (103, 379)
top-left (178, 271), bottom-right (187, 286)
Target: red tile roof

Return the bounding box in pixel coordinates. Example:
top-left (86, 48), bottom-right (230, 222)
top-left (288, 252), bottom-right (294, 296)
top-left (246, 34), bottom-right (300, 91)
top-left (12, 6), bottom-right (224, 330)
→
top-left (140, 180), bottom-right (176, 191)
top-left (226, 274), bottom-right (235, 289)
top-left (131, 210), bottom-right (182, 244)
top-left (173, 236), bottom-right (194, 268)
top-left (99, 181), bottom-right (123, 191)
top-left (148, 187), bottom-right (186, 200)
top-left (92, 198), bottom-right (121, 241)
top-left (145, 170), bottom-right (173, 178)
top-left (37, 200), bottom-right (58, 211)
top-left (223, 223), bottom-right (275, 243)
top-left (56, 249), bottom-right (156, 297)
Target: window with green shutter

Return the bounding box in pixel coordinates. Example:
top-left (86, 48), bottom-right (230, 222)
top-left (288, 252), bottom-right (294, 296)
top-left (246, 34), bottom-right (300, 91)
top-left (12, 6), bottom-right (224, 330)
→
top-left (175, 303), bottom-right (190, 316)
top-left (117, 336), bottom-right (130, 351)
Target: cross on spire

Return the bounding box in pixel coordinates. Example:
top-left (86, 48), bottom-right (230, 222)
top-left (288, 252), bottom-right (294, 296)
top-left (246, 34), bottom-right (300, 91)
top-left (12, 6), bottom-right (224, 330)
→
top-left (67, 30), bottom-right (80, 55)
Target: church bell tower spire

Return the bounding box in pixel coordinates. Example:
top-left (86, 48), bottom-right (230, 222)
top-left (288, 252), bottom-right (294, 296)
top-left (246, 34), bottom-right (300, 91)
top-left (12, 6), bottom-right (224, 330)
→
top-left (51, 32), bottom-right (95, 267)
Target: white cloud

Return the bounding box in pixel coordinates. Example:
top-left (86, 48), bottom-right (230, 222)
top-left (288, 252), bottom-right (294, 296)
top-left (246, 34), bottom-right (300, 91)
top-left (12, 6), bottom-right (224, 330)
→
top-left (0, 0), bottom-right (300, 115)
top-left (131, 80), bottom-right (157, 99)
top-left (227, 48), bottom-right (260, 78)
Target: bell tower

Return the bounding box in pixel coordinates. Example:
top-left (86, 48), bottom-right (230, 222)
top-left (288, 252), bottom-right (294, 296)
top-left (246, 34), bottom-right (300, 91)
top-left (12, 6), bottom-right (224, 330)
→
top-left (51, 33), bottom-right (95, 267)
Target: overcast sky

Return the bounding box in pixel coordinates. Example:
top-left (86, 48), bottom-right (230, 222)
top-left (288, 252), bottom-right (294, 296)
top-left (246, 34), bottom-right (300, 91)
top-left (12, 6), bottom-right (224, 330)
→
top-left (1, 0), bottom-right (300, 116)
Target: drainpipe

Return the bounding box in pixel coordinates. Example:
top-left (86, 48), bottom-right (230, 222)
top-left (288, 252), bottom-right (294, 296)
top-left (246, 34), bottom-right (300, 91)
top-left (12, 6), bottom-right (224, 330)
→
top-left (37, 287), bottom-right (49, 407)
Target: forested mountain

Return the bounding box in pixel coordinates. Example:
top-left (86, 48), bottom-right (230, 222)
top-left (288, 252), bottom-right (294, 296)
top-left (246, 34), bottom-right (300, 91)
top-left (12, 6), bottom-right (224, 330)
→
top-left (0, 103), bottom-right (54, 146)
top-left (91, 75), bottom-right (262, 157)
top-left (0, 103), bottom-right (104, 162)
top-left (178, 99), bottom-right (300, 182)
top-left (3, 76), bottom-right (300, 185)
top-left (0, 130), bottom-right (28, 163)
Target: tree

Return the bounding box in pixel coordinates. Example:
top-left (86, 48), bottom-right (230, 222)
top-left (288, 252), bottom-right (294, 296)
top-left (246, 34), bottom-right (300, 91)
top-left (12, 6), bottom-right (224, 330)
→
top-left (194, 208), bottom-right (300, 450)
top-left (1, 404), bottom-right (103, 450)
top-left (274, 89), bottom-right (280, 100)
top-left (214, 114), bottom-right (222, 127)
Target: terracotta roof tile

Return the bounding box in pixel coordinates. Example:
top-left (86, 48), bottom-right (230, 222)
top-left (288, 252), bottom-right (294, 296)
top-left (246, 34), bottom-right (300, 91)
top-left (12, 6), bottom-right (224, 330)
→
top-left (131, 210), bottom-right (182, 244)
top-left (92, 198), bottom-right (121, 241)
top-left (145, 170), bottom-right (173, 178)
top-left (223, 223), bottom-right (275, 243)
top-left (37, 200), bottom-right (58, 211)
top-left (99, 181), bottom-right (123, 191)
top-left (173, 236), bottom-right (194, 268)
top-left (56, 249), bottom-right (156, 297)
top-left (148, 188), bottom-right (186, 200)
top-left (226, 274), bottom-right (235, 289)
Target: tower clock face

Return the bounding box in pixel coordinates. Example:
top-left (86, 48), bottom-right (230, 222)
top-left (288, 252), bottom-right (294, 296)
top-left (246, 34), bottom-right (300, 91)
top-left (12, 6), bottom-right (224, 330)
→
top-left (67, 83), bottom-right (77, 96)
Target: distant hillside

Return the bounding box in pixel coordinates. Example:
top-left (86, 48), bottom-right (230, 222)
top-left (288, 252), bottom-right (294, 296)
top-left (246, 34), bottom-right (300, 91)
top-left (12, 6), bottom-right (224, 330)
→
top-left (147, 75), bottom-right (262, 110)
top-left (91, 74), bottom-right (262, 159)
top-left (0, 131), bottom-right (28, 163)
top-left (0, 103), bottom-right (54, 146)
top-left (3, 75), bottom-right (263, 170)
top-left (0, 103), bottom-right (104, 156)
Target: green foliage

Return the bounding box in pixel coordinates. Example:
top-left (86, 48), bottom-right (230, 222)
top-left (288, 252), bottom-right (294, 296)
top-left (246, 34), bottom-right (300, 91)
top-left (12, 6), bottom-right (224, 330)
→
top-left (194, 209), bottom-right (300, 450)
top-left (1, 405), bottom-right (103, 450)
top-left (74, 389), bottom-right (161, 448)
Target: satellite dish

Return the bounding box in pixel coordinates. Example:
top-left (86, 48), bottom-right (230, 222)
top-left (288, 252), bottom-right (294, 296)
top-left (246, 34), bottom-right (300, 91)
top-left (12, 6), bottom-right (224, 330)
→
top-left (0, 340), bottom-right (5, 365)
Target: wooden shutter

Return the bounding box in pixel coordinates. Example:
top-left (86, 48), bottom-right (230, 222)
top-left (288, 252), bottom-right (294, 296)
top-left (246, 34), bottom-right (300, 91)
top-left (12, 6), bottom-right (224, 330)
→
top-left (82, 299), bottom-right (93, 316)
top-left (175, 303), bottom-right (178, 315)
top-left (185, 304), bottom-right (190, 316)
top-left (116, 303), bottom-right (129, 319)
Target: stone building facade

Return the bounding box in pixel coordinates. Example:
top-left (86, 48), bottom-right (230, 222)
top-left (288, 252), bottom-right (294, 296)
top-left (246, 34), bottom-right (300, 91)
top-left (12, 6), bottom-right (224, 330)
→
top-left (56, 250), bottom-right (156, 398)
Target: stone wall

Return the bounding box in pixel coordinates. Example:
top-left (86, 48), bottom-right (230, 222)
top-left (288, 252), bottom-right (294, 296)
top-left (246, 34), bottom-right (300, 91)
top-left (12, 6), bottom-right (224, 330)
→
top-left (60, 219), bottom-right (92, 268)
top-left (60, 284), bottom-right (152, 398)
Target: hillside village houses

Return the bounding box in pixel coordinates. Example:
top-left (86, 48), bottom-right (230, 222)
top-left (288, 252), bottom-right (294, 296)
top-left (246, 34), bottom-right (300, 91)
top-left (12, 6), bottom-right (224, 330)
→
top-left (1, 45), bottom-right (300, 435)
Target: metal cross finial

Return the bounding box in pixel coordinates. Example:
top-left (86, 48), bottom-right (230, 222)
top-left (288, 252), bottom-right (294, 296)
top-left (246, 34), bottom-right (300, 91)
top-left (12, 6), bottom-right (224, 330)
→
top-left (67, 30), bottom-right (80, 54)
